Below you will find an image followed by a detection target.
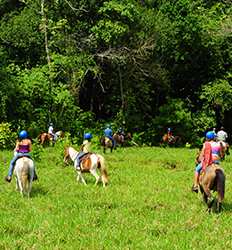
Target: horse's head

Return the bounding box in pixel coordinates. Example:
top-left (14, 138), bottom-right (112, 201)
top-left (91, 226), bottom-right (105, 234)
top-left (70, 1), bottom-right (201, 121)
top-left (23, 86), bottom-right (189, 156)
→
top-left (64, 146), bottom-right (78, 163)
top-left (64, 147), bottom-right (71, 164)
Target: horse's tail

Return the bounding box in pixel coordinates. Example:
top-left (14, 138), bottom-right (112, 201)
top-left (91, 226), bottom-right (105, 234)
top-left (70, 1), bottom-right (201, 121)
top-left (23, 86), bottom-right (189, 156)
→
top-left (21, 172), bottom-right (29, 192)
top-left (20, 160), bottom-right (31, 194)
top-left (97, 154), bottom-right (109, 185)
top-left (216, 168), bottom-right (225, 202)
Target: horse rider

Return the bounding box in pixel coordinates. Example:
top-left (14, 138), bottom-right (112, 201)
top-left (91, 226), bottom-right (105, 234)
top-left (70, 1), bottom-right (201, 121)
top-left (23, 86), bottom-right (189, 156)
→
top-left (104, 124), bottom-right (115, 148)
top-left (117, 127), bottom-right (125, 136)
top-left (167, 127), bottom-right (174, 143)
top-left (48, 122), bottom-right (57, 142)
top-left (75, 132), bottom-right (92, 171)
top-left (191, 131), bottom-right (223, 193)
top-left (217, 126), bottom-right (230, 157)
top-left (217, 126), bottom-right (228, 143)
top-left (5, 130), bottom-right (38, 183)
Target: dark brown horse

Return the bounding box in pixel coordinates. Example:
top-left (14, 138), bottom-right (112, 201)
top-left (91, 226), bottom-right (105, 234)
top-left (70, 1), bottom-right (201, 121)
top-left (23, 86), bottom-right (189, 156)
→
top-left (100, 136), bottom-right (114, 153)
top-left (199, 164), bottom-right (225, 213)
top-left (161, 133), bottom-right (181, 146)
top-left (113, 132), bottom-right (132, 147)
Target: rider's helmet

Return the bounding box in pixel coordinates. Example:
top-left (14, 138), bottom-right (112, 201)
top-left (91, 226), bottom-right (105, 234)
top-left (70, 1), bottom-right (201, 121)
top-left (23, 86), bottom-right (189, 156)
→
top-left (84, 132), bottom-right (92, 140)
top-left (206, 131), bottom-right (215, 140)
top-left (49, 122), bottom-right (53, 126)
top-left (19, 130), bottom-right (28, 139)
top-left (106, 124), bottom-right (111, 129)
top-left (168, 127), bottom-right (171, 132)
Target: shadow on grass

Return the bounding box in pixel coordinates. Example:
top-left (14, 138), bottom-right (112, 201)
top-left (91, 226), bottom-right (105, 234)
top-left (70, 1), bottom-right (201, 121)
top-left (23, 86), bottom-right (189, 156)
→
top-left (31, 185), bottom-right (48, 197)
top-left (222, 202), bottom-right (232, 212)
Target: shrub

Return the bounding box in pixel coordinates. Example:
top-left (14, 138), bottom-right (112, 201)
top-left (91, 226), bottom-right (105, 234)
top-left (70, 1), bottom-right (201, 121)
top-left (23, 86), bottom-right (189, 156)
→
top-left (0, 123), bottom-right (17, 150)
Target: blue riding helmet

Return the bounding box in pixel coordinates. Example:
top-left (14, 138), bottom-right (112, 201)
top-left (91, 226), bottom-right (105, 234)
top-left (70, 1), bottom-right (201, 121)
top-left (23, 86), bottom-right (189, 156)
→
top-left (19, 130), bottom-right (28, 139)
top-left (206, 131), bottom-right (215, 140)
top-left (84, 133), bottom-right (92, 140)
top-left (168, 128), bottom-right (171, 132)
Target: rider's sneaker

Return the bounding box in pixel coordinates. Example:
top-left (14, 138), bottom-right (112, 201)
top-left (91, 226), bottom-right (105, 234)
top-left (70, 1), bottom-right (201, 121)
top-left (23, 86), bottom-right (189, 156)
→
top-left (191, 185), bottom-right (198, 193)
top-left (5, 176), bottom-right (12, 183)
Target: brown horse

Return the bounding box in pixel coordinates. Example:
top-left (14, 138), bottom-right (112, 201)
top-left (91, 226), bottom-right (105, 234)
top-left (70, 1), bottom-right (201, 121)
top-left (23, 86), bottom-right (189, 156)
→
top-left (38, 132), bottom-right (54, 146)
top-left (218, 141), bottom-right (230, 160)
top-left (199, 164), bottom-right (225, 213)
top-left (113, 132), bottom-right (132, 147)
top-left (161, 133), bottom-right (181, 146)
top-left (100, 136), bottom-right (114, 153)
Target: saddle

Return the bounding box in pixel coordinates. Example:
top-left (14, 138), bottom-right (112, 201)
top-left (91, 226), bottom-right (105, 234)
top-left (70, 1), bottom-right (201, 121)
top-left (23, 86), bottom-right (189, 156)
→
top-left (80, 153), bottom-right (91, 162)
top-left (79, 153), bottom-right (92, 171)
top-left (17, 155), bottom-right (32, 160)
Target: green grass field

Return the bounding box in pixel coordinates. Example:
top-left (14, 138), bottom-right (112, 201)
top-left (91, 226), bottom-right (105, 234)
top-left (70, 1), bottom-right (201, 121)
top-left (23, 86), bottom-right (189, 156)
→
top-left (0, 144), bottom-right (232, 250)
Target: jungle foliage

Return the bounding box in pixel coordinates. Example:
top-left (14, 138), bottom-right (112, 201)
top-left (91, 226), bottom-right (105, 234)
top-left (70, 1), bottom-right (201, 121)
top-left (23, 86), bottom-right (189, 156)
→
top-left (0, 0), bottom-right (231, 145)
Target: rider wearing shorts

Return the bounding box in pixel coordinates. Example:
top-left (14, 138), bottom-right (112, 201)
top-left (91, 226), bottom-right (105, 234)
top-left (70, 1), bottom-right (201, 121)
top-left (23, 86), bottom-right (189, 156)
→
top-left (192, 131), bottom-right (222, 193)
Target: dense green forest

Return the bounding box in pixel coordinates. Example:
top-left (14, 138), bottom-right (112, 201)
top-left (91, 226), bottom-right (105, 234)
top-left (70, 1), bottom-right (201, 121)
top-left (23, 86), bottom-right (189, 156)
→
top-left (0, 0), bottom-right (231, 145)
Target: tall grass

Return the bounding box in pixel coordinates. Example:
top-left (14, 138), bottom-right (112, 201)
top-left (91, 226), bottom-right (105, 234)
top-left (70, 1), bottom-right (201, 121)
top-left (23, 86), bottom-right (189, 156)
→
top-left (0, 144), bottom-right (231, 249)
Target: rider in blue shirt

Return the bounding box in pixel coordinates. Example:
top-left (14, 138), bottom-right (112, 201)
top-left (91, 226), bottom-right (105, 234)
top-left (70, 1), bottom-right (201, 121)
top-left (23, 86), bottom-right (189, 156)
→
top-left (104, 124), bottom-right (115, 148)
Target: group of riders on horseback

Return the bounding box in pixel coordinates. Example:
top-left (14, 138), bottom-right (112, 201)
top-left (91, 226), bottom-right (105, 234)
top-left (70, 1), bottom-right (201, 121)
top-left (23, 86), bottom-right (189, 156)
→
top-left (4, 123), bottom-right (127, 184)
top-left (4, 122), bottom-right (230, 210)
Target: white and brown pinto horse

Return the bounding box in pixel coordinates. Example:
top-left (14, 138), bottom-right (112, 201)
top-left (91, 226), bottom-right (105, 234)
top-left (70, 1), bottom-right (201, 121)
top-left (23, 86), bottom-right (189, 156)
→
top-left (64, 146), bottom-right (108, 187)
top-left (14, 157), bottom-right (35, 197)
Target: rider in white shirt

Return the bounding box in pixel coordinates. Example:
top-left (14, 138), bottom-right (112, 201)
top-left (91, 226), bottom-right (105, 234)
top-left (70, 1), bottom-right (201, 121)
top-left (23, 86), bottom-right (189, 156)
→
top-left (48, 123), bottom-right (57, 142)
top-left (217, 127), bottom-right (228, 142)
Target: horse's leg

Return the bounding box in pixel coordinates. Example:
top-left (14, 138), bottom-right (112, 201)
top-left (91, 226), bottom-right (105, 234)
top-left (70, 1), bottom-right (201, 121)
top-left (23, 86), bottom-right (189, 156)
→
top-left (18, 177), bottom-right (24, 196)
top-left (90, 168), bottom-right (100, 186)
top-left (77, 171), bottom-right (87, 185)
top-left (76, 172), bottom-right (81, 183)
top-left (216, 200), bottom-right (222, 213)
top-left (226, 144), bottom-right (230, 155)
top-left (16, 178), bottom-right (20, 191)
top-left (203, 184), bottom-right (214, 211)
top-left (27, 178), bottom-right (33, 198)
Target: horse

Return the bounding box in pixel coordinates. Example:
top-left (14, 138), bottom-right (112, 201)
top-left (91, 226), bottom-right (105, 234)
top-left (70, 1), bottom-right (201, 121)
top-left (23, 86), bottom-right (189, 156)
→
top-left (55, 130), bottom-right (65, 139)
top-left (100, 136), bottom-right (114, 153)
top-left (199, 164), bottom-right (225, 213)
top-left (113, 132), bottom-right (132, 147)
top-left (161, 133), bottom-right (181, 146)
top-left (38, 132), bottom-right (54, 146)
top-left (218, 140), bottom-right (230, 160)
top-left (64, 146), bottom-right (109, 187)
top-left (14, 157), bottom-right (35, 197)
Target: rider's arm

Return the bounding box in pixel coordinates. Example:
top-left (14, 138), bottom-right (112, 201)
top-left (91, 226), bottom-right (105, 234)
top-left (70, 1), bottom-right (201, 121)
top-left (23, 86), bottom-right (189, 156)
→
top-left (14, 141), bottom-right (20, 152)
top-left (28, 140), bottom-right (32, 152)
